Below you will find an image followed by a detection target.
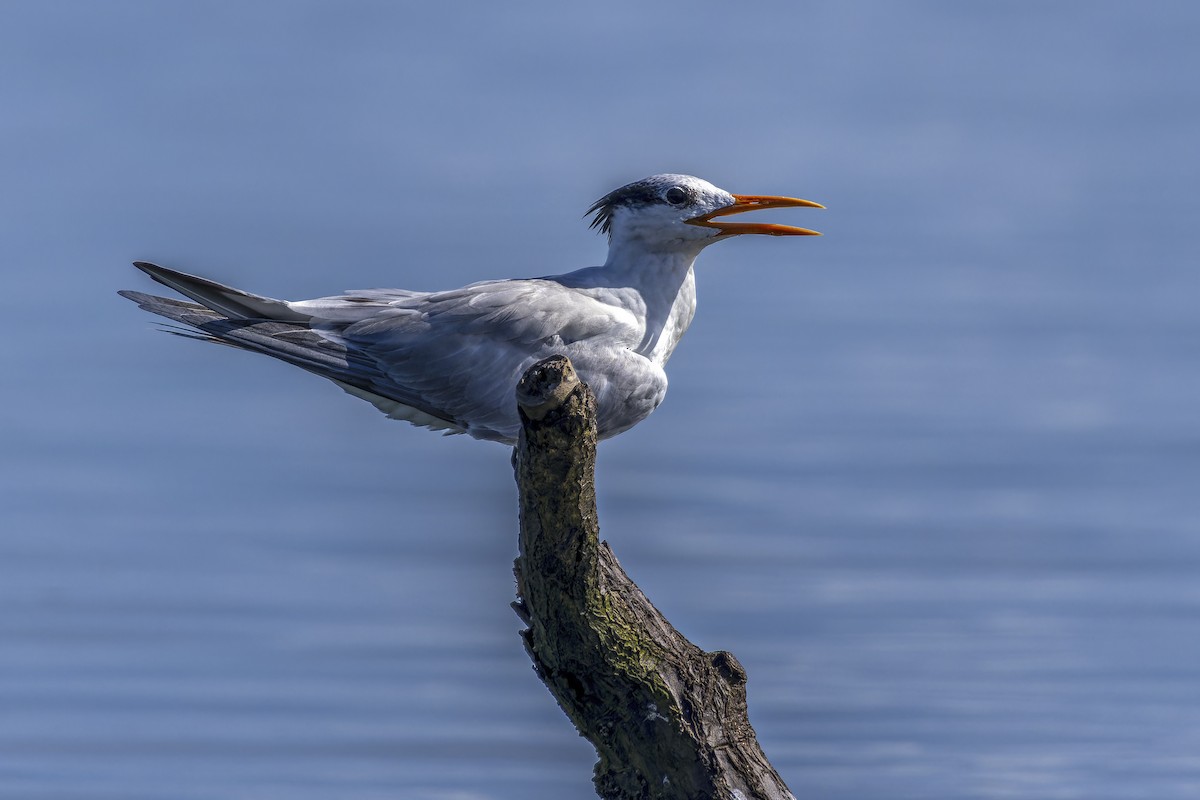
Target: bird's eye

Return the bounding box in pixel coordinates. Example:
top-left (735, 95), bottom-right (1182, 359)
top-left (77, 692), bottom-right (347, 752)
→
top-left (664, 186), bottom-right (689, 205)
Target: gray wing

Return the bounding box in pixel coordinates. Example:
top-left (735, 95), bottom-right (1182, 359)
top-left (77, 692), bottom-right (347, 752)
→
top-left (322, 278), bottom-right (646, 440)
top-left (120, 262), bottom-right (645, 442)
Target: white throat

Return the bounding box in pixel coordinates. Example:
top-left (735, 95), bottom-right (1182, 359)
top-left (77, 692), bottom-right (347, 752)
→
top-left (602, 237), bottom-right (703, 366)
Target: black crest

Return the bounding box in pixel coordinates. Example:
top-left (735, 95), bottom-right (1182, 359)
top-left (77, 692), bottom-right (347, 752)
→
top-left (585, 178), bottom-right (669, 236)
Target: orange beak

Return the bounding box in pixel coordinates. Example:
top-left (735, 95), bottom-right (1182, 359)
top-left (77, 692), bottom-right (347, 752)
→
top-left (686, 193), bottom-right (824, 237)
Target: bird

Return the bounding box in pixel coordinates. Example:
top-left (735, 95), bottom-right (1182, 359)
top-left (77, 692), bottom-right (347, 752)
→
top-left (120, 174), bottom-right (822, 444)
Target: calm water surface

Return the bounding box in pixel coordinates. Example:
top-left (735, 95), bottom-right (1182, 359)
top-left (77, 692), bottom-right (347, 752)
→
top-left (2, 3), bottom-right (1199, 799)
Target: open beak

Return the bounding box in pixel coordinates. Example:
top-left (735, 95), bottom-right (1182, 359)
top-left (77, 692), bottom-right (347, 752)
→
top-left (686, 194), bottom-right (824, 237)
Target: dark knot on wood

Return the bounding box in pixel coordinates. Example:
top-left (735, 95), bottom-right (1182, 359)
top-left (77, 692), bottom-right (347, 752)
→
top-left (711, 651), bottom-right (748, 687)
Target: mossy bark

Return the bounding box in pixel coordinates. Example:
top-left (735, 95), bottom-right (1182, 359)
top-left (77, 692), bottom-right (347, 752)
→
top-left (512, 355), bottom-right (796, 800)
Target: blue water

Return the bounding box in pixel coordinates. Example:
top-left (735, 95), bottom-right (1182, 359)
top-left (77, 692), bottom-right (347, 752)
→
top-left (2, 3), bottom-right (1199, 798)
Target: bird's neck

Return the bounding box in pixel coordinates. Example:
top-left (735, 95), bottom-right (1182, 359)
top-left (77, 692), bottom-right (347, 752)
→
top-left (602, 241), bottom-right (702, 365)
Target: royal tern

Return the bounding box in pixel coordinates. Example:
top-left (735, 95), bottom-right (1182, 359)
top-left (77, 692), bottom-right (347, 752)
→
top-left (120, 174), bottom-right (821, 443)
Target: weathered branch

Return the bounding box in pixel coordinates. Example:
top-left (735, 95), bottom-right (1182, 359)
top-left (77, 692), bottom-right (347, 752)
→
top-left (512, 355), bottom-right (796, 800)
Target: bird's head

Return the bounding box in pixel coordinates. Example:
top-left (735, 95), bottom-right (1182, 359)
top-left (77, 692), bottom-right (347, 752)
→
top-left (586, 174), bottom-right (822, 254)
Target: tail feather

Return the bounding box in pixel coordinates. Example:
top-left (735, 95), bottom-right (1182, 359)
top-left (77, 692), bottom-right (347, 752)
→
top-left (132, 261), bottom-right (310, 322)
top-left (118, 274), bottom-right (463, 433)
top-left (118, 288), bottom-right (364, 378)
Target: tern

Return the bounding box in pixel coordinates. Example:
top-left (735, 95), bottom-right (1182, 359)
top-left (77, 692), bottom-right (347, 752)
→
top-left (120, 174), bottom-right (822, 444)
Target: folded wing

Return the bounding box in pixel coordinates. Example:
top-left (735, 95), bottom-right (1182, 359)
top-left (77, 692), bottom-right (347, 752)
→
top-left (119, 262), bottom-right (640, 443)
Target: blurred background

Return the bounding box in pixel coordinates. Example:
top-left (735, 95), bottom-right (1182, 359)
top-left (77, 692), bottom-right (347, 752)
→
top-left (2, 2), bottom-right (1198, 798)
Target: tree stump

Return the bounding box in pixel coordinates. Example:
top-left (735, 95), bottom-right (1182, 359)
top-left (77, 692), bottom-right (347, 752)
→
top-left (512, 355), bottom-right (796, 800)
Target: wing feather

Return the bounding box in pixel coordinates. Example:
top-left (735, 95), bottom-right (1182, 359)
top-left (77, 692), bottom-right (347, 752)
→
top-left (120, 268), bottom-right (648, 443)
